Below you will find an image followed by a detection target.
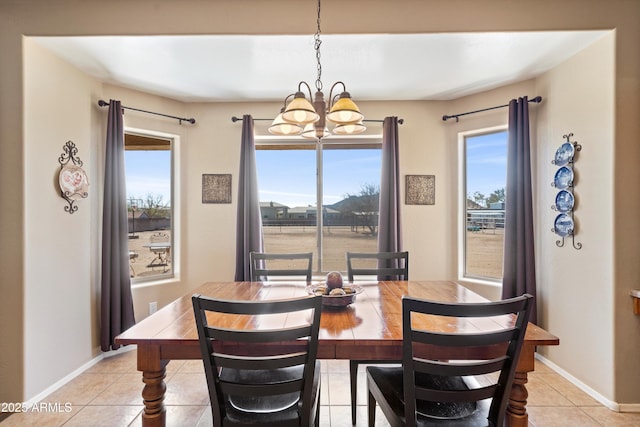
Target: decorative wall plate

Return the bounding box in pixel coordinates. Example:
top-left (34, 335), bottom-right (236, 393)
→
top-left (553, 166), bottom-right (574, 189)
top-left (554, 213), bottom-right (574, 237)
top-left (554, 190), bottom-right (574, 213)
top-left (59, 164), bottom-right (89, 199)
top-left (553, 142), bottom-right (575, 166)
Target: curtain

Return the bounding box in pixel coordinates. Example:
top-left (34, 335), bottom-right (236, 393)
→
top-left (377, 117), bottom-right (402, 277)
top-left (502, 97), bottom-right (537, 324)
top-left (234, 115), bottom-right (264, 281)
top-left (101, 100), bottom-right (136, 351)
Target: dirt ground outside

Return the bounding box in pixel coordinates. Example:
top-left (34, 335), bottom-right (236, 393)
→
top-left (127, 226), bottom-right (503, 280)
top-left (465, 228), bottom-right (504, 279)
top-left (128, 230), bottom-right (172, 279)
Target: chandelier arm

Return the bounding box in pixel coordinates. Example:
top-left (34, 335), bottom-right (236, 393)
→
top-left (328, 81), bottom-right (347, 108)
top-left (281, 93), bottom-right (296, 111)
top-left (297, 81), bottom-right (314, 101)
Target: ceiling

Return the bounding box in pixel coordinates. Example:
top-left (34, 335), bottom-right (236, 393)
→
top-left (33, 31), bottom-right (607, 103)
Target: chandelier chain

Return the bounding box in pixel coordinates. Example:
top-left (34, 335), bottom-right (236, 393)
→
top-left (314, 0), bottom-right (322, 92)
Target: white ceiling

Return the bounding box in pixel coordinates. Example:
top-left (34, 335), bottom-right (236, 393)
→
top-left (33, 31), bottom-right (607, 103)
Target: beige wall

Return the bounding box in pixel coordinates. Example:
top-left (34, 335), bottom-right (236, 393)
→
top-left (23, 40), bottom-right (104, 398)
top-left (1, 0), bottom-right (638, 407)
top-left (535, 33), bottom-right (616, 400)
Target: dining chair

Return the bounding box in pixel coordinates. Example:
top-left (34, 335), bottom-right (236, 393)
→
top-left (346, 251), bottom-right (409, 282)
top-left (345, 250), bottom-right (409, 424)
top-left (192, 293), bottom-right (323, 427)
top-left (249, 251), bottom-right (313, 282)
top-left (366, 293), bottom-right (533, 427)
top-left (148, 231), bottom-right (171, 272)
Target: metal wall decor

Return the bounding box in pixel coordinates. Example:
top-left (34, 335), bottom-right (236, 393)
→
top-left (58, 141), bottom-right (89, 214)
top-left (202, 174), bottom-right (232, 204)
top-left (405, 175), bottom-right (435, 205)
top-left (551, 133), bottom-right (582, 249)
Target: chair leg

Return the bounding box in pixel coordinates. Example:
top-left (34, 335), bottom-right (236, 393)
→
top-left (368, 388), bottom-right (376, 427)
top-left (314, 381), bottom-right (320, 427)
top-left (350, 360), bottom-right (358, 424)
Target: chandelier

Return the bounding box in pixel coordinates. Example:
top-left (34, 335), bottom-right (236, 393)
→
top-left (268, 0), bottom-right (365, 140)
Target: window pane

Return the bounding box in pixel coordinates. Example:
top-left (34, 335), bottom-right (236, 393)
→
top-left (256, 142), bottom-right (382, 275)
top-left (322, 147), bottom-right (381, 273)
top-left (464, 130), bottom-right (507, 280)
top-left (125, 136), bottom-right (173, 280)
top-left (256, 148), bottom-right (318, 271)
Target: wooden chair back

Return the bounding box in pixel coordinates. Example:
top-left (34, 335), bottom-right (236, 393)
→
top-left (249, 251), bottom-right (313, 282)
top-left (401, 294), bottom-right (533, 427)
top-left (192, 293), bottom-right (323, 427)
top-left (346, 251), bottom-right (408, 281)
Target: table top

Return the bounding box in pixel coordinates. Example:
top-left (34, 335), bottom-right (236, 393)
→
top-left (116, 280), bottom-right (559, 348)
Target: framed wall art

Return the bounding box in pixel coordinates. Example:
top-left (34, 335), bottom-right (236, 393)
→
top-left (202, 174), bottom-right (232, 204)
top-left (405, 175), bottom-right (435, 205)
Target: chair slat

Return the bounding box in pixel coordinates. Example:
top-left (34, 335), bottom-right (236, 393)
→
top-left (213, 353), bottom-right (308, 370)
top-left (221, 379), bottom-right (304, 397)
top-left (415, 384), bottom-right (498, 403)
top-left (414, 356), bottom-right (507, 377)
top-left (206, 325), bottom-right (312, 343)
top-left (412, 328), bottom-right (518, 347)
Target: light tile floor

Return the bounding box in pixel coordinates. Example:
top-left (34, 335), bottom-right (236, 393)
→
top-left (2, 349), bottom-right (640, 426)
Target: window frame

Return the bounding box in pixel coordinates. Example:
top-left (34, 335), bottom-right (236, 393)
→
top-left (457, 125), bottom-right (507, 284)
top-left (125, 126), bottom-right (180, 285)
top-left (255, 134), bottom-right (382, 274)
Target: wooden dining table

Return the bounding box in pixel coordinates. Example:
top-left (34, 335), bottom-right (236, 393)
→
top-left (115, 280), bottom-right (559, 427)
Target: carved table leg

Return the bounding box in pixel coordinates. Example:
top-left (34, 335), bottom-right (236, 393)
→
top-left (141, 367), bottom-right (167, 427)
top-left (136, 344), bottom-right (170, 427)
top-left (506, 371), bottom-right (529, 427)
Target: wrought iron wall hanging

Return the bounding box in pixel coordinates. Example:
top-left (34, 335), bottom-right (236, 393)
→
top-left (551, 133), bottom-right (581, 249)
top-left (58, 141), bottom-right (89, 214)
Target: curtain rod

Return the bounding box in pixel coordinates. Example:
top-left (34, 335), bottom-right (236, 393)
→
top-left (231, 116), bottom-right (404, 124)
top-left (97, 100), bottom-right (196, 125)
top-left (442, 96), bottom-right (542, 122)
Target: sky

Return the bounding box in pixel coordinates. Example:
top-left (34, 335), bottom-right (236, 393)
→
top-left (125, 150), bottom-right (172, 206)
top-left (124, 131), bottom-right (507, 209)
top-left (465, 130), bottom-right (508, 199)
top-left (256, 148), bottom-right (382, 208)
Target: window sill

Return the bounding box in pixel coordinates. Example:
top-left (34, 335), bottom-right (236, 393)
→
top-left (457, 277), bottom-right (502, 301)
top-left (131, 275), bottom-right (179, 289)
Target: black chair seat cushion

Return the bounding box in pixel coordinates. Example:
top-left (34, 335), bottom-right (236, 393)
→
top-left (221, 362), bottom-right (320, 425)
top-left (367, 366), bottom-right (492, 426)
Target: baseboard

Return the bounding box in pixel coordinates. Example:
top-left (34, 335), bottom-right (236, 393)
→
top-left (24, 345), bottom-right (136, 406)
top-left (619, 403), bottom-right (640, 412)
top-left (535, 353), bottom-right (640, 413)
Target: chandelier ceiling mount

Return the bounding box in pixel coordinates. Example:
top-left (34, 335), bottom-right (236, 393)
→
top-left (268, 0), bottom-right (365, 140)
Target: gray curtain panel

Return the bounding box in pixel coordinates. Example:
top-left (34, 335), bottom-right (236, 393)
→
top-left (234, 115), bottom-right (264, 281)
top-left (377, 117), bottom-right (403, 277)
top-left (502, 97), bottom-right (537, 324)
top-left (101, 100), bottom-right (136, 351)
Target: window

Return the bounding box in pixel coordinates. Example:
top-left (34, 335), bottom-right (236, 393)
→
top-left (125, 131), bottom-right (175, 282)
top-left (256, 138), bottom-right (382, 274)
top-left (460, 127), bottom-right (508, 281)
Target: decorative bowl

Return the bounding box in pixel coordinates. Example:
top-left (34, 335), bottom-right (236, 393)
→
top-left (305, 284), bottom-right (363, 308)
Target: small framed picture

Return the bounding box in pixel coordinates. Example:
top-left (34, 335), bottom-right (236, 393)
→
top-left (202, 174), bottom-right (232, 204)
top-left (405, 175), bottom-right (435, 205)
